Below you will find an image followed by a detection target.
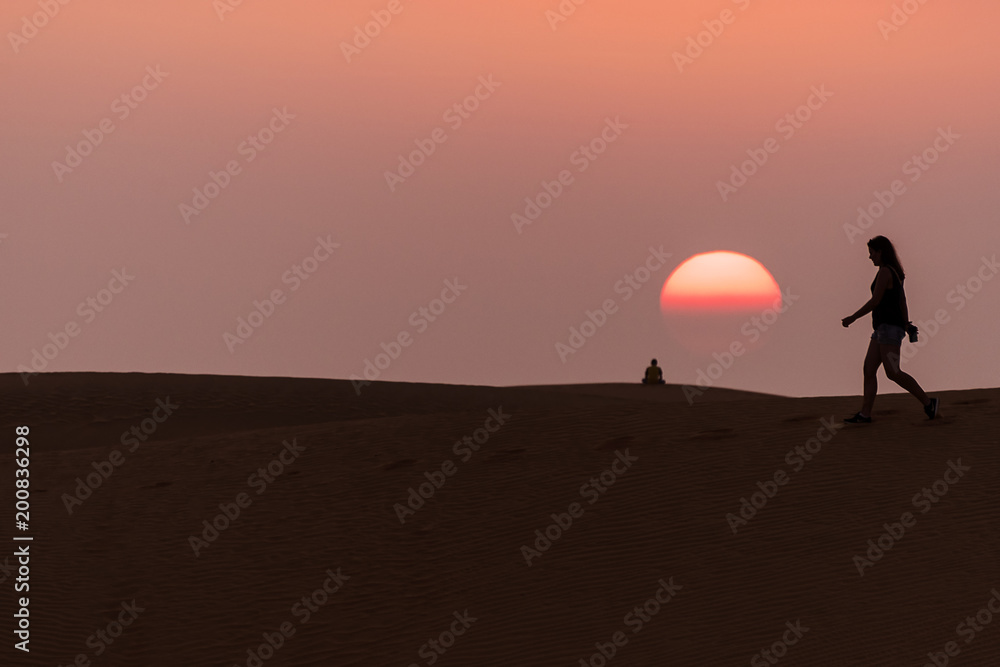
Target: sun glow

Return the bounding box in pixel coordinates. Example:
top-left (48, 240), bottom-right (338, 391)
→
top-left (660, 251), bottom-right (782, 312)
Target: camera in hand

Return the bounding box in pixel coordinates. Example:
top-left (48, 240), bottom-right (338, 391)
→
top-left (905, 322), bottom-right (918, 343)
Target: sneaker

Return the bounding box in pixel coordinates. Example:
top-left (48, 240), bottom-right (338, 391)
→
top-left (844, 412), bottom-right (872, 424)
top-left (924, 397), bottom-right (939, 420)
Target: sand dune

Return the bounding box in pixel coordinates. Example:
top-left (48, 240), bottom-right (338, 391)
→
top-left (1, 373), bottom-right (998, 666)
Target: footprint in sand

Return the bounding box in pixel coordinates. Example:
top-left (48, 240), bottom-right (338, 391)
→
top-left (382, 459), bottom-right (418, 471)
top-left (597, 436), bottom-right (634, 451)
top-left (690, 428), bottom-right (736, 440)
top-left (956, 398), bottom-right (990, 405)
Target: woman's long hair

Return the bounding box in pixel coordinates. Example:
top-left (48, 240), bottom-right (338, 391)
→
top-left (868, 236), bottom-right (905, 281)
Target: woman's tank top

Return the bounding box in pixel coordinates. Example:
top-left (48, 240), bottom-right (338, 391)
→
top-left (871, 267), bottom-right (906, 329)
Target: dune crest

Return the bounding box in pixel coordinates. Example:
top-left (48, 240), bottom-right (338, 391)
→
top-left (2, 373), bottom-right (998, 665)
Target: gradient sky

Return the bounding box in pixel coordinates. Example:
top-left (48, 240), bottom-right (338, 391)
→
top-left (3, 0), bottom-right (999, 397)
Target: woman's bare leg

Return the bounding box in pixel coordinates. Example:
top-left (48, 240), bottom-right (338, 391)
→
top-left (860, 338), bottom-right (881, 416)
top-left (880, 344), bottom-right (930, 406)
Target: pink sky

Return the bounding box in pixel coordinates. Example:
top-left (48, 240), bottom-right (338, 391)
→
top-left (3, 0), bottom-right (999, 397)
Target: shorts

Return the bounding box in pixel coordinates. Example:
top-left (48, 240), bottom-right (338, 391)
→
top-left (872, 324), bottom-right (906, 346)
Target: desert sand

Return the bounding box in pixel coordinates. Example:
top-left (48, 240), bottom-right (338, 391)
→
top-left (1, 372), bottom-right (998, 666)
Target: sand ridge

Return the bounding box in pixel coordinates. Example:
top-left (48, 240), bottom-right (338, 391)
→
top-left (0, 373), bottom-right (998, 665)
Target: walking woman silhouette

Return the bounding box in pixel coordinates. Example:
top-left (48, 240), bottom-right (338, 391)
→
top-left (841, 236), bottom-right (939, 422)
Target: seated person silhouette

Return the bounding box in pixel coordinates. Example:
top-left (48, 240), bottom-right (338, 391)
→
top-left (642, 359), bottom-right (665, 385)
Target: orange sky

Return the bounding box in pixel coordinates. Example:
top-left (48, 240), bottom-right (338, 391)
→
top-left (3, 0), bottom-right (999, 396)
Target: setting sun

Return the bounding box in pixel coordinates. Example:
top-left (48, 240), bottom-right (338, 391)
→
top-left (660, 251), bottom-right (781, 312)
top-left (659, 251), bottom-right (783, 354)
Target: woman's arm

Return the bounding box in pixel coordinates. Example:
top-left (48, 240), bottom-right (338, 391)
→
top-left (843, 267), bottom-right (891, 325)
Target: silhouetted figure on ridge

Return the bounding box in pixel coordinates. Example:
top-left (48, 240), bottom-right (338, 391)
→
top-left (841, 236), bottom-right (938, 422)
top-left (642, 359), bottom-right (665, 385)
